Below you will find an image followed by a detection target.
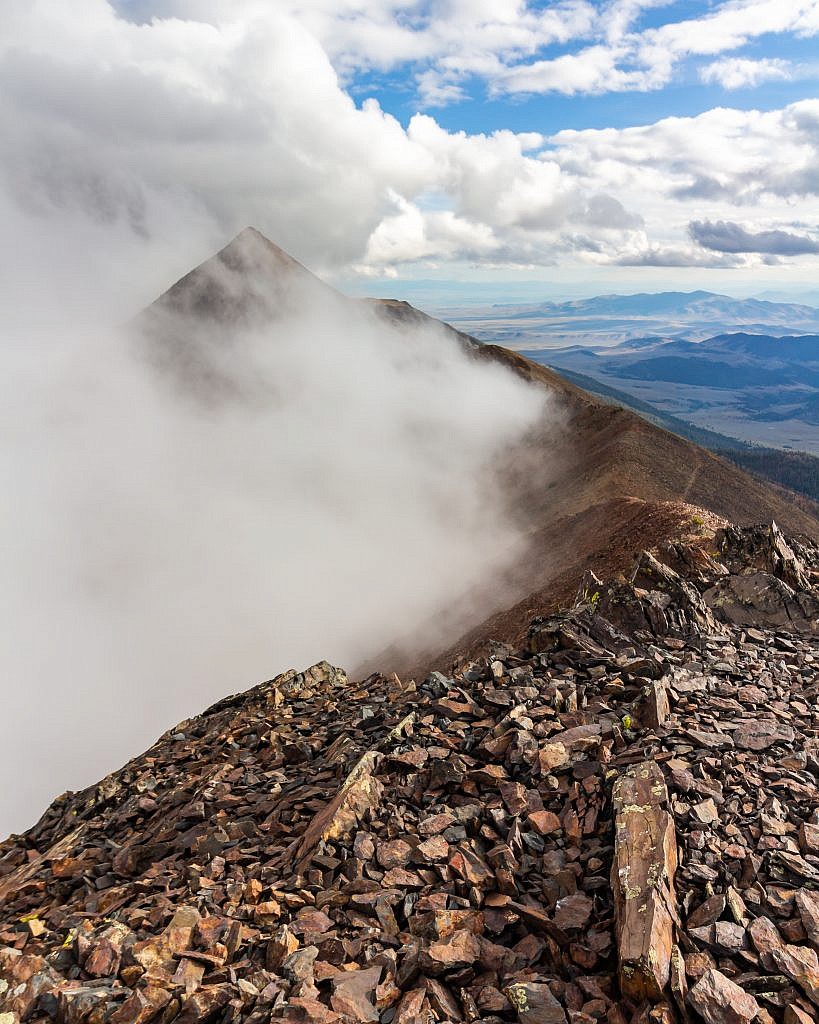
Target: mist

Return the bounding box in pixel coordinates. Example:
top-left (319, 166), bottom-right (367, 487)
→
top-left (0, 229), bottom-right (554, 836)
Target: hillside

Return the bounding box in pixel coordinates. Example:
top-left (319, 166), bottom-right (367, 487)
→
top-left (2, 521), bottom-right (819, 1023)
top-left (525, 364), bottom-right (819, 505)
top-left (128, 229), bottom-right (819, 679)
top-left (391, 343), bottom-right (819, 677)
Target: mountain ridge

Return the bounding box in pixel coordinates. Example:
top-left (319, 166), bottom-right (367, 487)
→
top-left (130, 229), bottom-right (819, 677)
top-left (2, 519), bottom-right (818, 1023)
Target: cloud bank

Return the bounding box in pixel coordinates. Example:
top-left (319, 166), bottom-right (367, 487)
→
top-left (689, 219), bottom-right (819, 255)
top-left (2, 0), bottom-right (819, 297)
top-left (0, 229), bottom-right (552, 836)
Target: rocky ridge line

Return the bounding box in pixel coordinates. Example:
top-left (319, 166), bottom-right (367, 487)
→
top-left (1, 523), bottom-right (819, 1024)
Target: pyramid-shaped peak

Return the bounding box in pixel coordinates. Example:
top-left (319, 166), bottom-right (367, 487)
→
top-left (214, 226), bottom-right (316, 279)
top-left (142, 227), bottom-right (336, 328)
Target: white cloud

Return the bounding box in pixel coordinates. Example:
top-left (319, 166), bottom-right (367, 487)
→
top-left (0, 232), bottom-right (551, 832)
top-left (700, 57), bottom-right (793, 89)
top-left (1, 0), bottom-right (819, 318)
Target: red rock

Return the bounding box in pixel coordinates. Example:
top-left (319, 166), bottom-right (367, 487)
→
top-left (796, 890), bottom-right (819, 948)
top-left (687, 969), bottom-right (759, 1024)
top-left (393, 987), bottom-right (426, 1023)
top-left (771, 943), bottom-right (819, 1006)
top-left (528, 810), bottom-right (562, 835)
top-left (266, 925), bottom-right (299, 970)
top-left (329, 966), bottom-right (381, 1022)
top-left (108, 986), bottom-right (171, 1024)
top-left (611, 761), bottom-right (678, 1002)
top-left (538, 742), bottom-right (569, 774)
top-left (504, 981), bottom-right (567, 1023)
top-left (419, 929), bottom-right (481, 975)
top-left (415, 835), bottom-right (448, 862)
top-left (554, 893), bottom-right (593, 931)
top-left (376, 839), bottom-right (412, 869)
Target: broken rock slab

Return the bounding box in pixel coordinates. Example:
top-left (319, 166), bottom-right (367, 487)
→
top-left (611, 759), bottom-right (678, 1002)
top-left (687, 968), bottom-right (760, 1024)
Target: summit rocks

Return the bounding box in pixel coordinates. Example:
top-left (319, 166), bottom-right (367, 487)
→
top-left (1, 522), bottom-right (819, 1023)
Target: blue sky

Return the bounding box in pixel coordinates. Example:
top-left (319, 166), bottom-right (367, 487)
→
top-left (350, 4), bottom-right (819, 139)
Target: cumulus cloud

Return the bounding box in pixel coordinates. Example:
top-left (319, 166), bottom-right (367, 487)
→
top-left (110, 0), bottom-right (819, 105)
top-left (549, 101), bottom-right (819, 207)
top-left (0, 0), bottom-right (652, 298)
top-left (689, 218), bottom-right (819, 255)
top-left (700, 56), bottom-right (792, 89)
top-left (1, 1), bottom-right (819, 296)
top-left (462, 0), bottom-right (819, 99)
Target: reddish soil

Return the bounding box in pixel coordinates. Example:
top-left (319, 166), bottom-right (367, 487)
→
top-left (382, 340), bottom-right (819, 678)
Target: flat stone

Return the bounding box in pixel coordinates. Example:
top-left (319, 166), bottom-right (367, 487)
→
top-left (687, 968), bottom-right (760, 1024)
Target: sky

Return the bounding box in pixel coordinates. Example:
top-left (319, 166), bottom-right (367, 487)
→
top-left (2, 0), bottom-right (819, 312)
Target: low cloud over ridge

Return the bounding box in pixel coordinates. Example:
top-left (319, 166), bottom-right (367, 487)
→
top-left (0, 229), bottom-right (554, 835)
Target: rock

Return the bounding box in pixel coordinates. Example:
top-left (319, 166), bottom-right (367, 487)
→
top-left (419, 930), bottom-right (481, 975)
top-left (527, 810), bottom-right (562, 835)
top-left (691, 798), bottom-right (719, 825)
top-left (800, 823), bottom-right (819, 855)
top-left (504, 982), bottom-right (567, 1023)
top-left (329, 966), bottom-right (381, 1022)
top-left (733, 721), bottom-right (796, 751)
top-left (771, 944), bottom-right (819, 1006)
top-left (266, 925), bottom-right (299, 970)
top-left (640, 679), bottom-right (671, 729)
top-left (796, 890), bottom-right (819, 948)
top-left (108, 986), bottom-right (171, 1024)
top-left (393, 987), bottom-right (426, 1023)
top-left (554, 893), bottom-right (593, 931)
top-left (538, 742), bottom-right (569, 773)
top-left (611, 760), bottom-right (678, 1001)
top-left (688, 895), bottom-right (726, 929)
top-left (294, 750), bottom-right (385, 871)
top-left (749, 917), bottom-right (785, 971)
top-left (784, 1007), bottom-right (815, 1024)
top-left (687, 968), bottom-right (760, 1024)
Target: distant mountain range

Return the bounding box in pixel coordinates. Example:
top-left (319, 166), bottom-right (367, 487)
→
top-left (450, 288), bottom-right (819, 452)
top-left (448, 289), bottom-right (819, 349)
top-left (496, 290), bottom-right (819, 325)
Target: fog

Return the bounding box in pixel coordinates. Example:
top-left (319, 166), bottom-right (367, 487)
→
top-left (0, 228), bottom-right (554, 836)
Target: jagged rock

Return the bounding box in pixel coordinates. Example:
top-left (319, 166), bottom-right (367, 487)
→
top-left (504, 981), bottom-right (567, 1023)
top-left (797, 890), bottom-right (819, 948)
top-left (329, 966), bottom-right (380, 1021)
top-left (733, 720), bottom-right (796, 751)
top-left (1, 521), bottom-right (818, 1024)
top-left (611, 761), bottom-right (678, 1001)
top-left (771, 943), bottom-right (819, 1006)
top-left (687, 968), bottom-right (760, 1024)
top-left (704, 572), bottom-right (819, 632)
top-left (108, 985), bottom-right (171, 1024)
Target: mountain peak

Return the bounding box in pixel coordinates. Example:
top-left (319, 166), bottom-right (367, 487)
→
top-left (143, 228), bottom-right (334, 329)
top-left (216, 227), bottom-right (308, 274)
